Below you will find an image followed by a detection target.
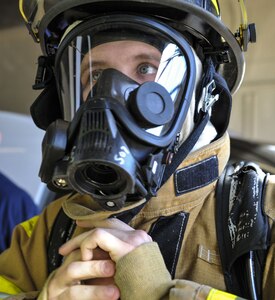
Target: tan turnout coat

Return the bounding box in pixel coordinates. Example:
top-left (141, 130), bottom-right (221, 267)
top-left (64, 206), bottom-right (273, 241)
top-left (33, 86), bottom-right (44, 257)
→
top-left (0, 133), bottom-right (274, 300)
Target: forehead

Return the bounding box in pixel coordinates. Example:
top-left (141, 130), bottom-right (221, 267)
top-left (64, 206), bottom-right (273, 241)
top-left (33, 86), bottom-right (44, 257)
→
top-left (92, 40), bottom-right (161, 52)
top-left (82, 40), bottom-right (161, 64)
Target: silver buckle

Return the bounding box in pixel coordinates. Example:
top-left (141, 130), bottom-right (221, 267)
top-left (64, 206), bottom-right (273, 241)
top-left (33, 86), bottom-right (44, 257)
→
top-left (202, 80), bottom-right (220, 113)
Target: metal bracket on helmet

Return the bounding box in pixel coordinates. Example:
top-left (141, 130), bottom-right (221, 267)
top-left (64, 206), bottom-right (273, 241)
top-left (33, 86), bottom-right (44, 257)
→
top-left (235, 0), bottom-right (257, 51)
top-left (201, 80), bottom-right (220, 113)
top-left (25, 21), bottom-right (40, 43)
top-left (235, 23), bottom-right (256, 52)
top-left (204, 47), bottom-right (231, 64)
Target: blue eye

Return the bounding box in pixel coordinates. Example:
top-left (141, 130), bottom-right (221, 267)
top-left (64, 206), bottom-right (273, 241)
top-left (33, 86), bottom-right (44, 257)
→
top-left (138, 64), bottom-right (157, 75)
top-left (92, 70), bottom-right (102, 82)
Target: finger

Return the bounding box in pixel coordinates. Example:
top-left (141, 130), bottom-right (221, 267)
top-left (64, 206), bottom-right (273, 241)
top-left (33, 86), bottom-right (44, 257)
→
top-left (67, 260), bottom-right (115, 281)
top-left (59, 230), bottom-right (92, 256)
top-left (80, 228), bottom-right (135, 262)
top-left (59, 229), bottom-right (116, 257)
top-left (76, 217), bottom-right (134, 231)
top-left (62, 249), bottom-right (82, 266)
top-left (57, 284), bottom-right (120, 300)
top-left (61, 247), bottom-right (110, 274)
top-left (60, 227), bottom-right (140, 256)
top-left (60, 227), bottom-right (151, 260)
top-left (51, 259), bottom-right (115, 289)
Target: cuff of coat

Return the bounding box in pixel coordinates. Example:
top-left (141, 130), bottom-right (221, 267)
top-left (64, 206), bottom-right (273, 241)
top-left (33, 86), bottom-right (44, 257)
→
top-left (37, 271), bottom-right (56, 300)
top-left (170, 279), bottom-right (212, 299)
top-left (114, 241), bottom-right (173, 300)
top-left (162, 280), bottom-right (245, 300)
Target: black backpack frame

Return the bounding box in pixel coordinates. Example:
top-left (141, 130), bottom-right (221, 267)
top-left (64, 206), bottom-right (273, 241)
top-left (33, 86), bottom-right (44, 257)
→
top-left (215, 161), bottom-right (270, 300)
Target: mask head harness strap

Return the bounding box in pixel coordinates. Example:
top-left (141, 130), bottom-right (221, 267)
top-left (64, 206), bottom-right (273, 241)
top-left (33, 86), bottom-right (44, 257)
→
top-left (196, 56), bottom-right (232, 139)
top-left (161, 57), bottom-right (232, 186)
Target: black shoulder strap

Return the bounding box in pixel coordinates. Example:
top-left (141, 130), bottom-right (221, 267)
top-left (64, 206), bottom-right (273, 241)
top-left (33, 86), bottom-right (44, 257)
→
top-left (47, 208), bottom-right (76, 274)
top-left (216, 161), bottom-right (270, 300)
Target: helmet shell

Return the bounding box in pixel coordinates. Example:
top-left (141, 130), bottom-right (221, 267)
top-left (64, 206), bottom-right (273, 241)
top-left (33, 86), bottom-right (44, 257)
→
top-left (20, 0), bottom-right (245, 93)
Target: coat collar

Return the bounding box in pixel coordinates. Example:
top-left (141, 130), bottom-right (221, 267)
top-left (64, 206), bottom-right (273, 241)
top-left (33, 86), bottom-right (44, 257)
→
top-left (62, 132), bottom-right (230, 220)
top-left (142, 132), bottom-right (230, 214)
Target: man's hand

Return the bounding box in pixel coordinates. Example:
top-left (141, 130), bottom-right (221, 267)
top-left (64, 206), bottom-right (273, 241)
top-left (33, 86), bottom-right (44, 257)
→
top-left (48, 246), bottom-right (119, 300)
top-left (47, 218), bottom-right (152, 300)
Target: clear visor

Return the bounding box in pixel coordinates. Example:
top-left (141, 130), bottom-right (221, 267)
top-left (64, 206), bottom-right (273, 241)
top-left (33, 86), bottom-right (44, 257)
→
top-left (56, 18), bottom-right (195, 139)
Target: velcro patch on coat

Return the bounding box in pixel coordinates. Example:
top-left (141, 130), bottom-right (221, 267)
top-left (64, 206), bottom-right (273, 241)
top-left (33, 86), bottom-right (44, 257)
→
top-left (148, 212), bottom-right (188, 278)
top-left (174, 156), bottom-right (219, 195)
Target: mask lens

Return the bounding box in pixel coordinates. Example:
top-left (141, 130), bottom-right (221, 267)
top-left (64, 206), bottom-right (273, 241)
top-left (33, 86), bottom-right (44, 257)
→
top-left (56, 16), bottom-right (194, 142)
top-left (81, 39), bottom-right (162, 101)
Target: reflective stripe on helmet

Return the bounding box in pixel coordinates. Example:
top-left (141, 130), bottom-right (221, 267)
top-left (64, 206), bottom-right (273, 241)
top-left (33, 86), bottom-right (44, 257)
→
top-left (19, 0), bottom-right (28, 23)
top-left (211, 0), bottom-right (220, 15)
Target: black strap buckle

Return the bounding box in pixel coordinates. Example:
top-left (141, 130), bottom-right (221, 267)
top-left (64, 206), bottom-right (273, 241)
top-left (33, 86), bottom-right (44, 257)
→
top-left (33, 56), bottom-right (53, 90)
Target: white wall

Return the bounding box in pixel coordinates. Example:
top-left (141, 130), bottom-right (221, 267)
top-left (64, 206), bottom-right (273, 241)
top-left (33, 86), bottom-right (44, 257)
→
top-left (220, 0), bottom-right (275, 143)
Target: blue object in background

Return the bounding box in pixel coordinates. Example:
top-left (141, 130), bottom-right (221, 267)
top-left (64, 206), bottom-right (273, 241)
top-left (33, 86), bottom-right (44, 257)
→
top-left (0, 171), bottom-right (38, 252)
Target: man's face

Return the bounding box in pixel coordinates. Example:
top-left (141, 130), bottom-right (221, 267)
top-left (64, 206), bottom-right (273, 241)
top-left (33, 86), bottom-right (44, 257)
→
top-left (81, 40), bottom-right (161, 100)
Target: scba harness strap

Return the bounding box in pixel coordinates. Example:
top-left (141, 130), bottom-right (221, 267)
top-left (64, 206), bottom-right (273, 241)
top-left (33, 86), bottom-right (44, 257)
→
top-left (215, 161), bottom-right (270, 300)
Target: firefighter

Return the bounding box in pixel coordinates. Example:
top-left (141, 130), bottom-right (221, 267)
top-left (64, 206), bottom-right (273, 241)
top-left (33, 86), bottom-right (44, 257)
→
top-left (0, 1), bottom-right (274, 299)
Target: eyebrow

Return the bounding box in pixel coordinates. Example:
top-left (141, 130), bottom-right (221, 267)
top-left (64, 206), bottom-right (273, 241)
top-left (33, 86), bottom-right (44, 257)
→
top-left (81, 52), bottom-right (161, 76)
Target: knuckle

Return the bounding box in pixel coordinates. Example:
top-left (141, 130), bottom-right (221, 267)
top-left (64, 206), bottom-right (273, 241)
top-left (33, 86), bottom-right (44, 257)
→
top-left (92, 260), bottom-right (115, 277)
top-left (90, 260), bottom-right (103, 277)
top-left (92, 228), bottom-right (106, 238)
top-left (130, 230), bottom-right (151, 245)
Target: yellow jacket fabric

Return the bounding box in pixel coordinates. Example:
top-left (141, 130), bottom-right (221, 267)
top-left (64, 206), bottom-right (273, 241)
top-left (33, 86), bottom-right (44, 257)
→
top-left (0, 133), bottom-right (274, 300)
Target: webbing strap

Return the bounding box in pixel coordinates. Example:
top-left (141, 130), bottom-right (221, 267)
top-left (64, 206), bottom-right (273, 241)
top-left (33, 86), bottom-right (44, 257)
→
top-left (47, 208), bottom-right (76, 274)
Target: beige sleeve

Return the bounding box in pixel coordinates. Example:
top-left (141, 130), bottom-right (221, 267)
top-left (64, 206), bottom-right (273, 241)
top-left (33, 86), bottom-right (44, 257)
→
top-left (114, 242), bottom-right (247, 300)
top-left (114, 242), bottom-right (173, 300)
top-left (114, 242), bottom-right (213, 300)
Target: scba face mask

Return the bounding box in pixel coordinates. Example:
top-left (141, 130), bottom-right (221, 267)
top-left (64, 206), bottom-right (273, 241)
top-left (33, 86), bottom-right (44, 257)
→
top-left (40, 14), bottom-right (197, 210)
